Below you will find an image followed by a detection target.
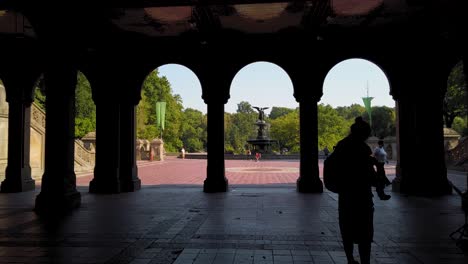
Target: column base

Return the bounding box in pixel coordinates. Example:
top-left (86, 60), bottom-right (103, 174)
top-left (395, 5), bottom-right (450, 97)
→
top-left (1, 177), bottom-right (35, 193)
top-left (119, 166), bottom-right (140, 192)
top-left (35, 191), bottom-right (81, 214)
top-left (392, 176), bottom-right (452, 196)
top-left (90, 167), bottom-right (120, 193)
top-left (89, 178), bottom-right (120, 194)
top-left (1, 166), bottom-right (35, 192)
top-left (391, 176), bottom-right (402, 193)
top-left (120, 178), bottom-right (141, 192)
top-left (203, 177), bottom-right (228, 193)
top-left (297, 177), bottom-right (323, 193)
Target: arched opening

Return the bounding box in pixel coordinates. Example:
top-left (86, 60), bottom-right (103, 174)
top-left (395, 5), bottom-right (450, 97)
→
top-left (137, 64), bottom-right (206, 186)
top-left (226, 61), bottom-right (299, 186)
top-left (29, 72), bottom-right (96, 185)
top-left (321, 58), bottom-right (395, 182)
top-left (73, 72), bottom-right (96, 176)
top-left (30, 75), bottom-right (46, 181)
top-left (0, 79), bottom-right (7, 183)
top-left (444, 60), bottom-right (467, 189)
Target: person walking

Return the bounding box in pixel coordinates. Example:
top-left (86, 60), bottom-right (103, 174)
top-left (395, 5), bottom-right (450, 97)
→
top-left (333, 117), bottom-right (382, 264)
top-left (324, 146), bottom-right (330, 158)
top-left (181, 147), bottom-right (185, 159)
top-left (373, 140), bottom-right (391, 200)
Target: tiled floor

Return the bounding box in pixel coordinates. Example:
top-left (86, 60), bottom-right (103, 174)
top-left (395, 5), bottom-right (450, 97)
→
top-left (0, 159), bottom-right (467, 263)
top-left (75, 157), bottom-right (396, 186)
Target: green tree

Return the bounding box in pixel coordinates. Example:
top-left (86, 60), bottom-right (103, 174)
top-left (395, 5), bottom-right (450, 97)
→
top-left (452, 116), bottom-right (468, 136)
top-left (224, 112), bottom-right (235, 153)
top-left (33, 76), bottom-right (46, 111)
top-left (269, 106), bottom-right (294, 120)
top-left (236, 101), bottom-right (255, 114)
top-left (33, 73), bottom-right (96, 139)
top-left (74, 72), bottom-right (96, 138)
top-left (336, 104), bottom-right (366, 121)
top-left (137, 70), bottom-right (184, 152)
top-left (369, 106), bottom-right (395, 138)
top-left (270, 109), bottom-right (300, 153)
top-left (224, 102), bottom-right (258, 154)
top-left (444, 61), bottom-right (467, 128)
top-left (318, 104), bottom-right (350, 150)
top-left (181, 108), bottom-right (207, 152)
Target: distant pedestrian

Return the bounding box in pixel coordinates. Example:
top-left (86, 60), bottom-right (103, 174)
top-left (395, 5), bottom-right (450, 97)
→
top-left (373, 140), bottom-right (391, 200)
top-left (181, 147), bottom-right (185, 159)
top-left (255, 152), bottom-right (261, 162)
top-left (246, 149), bottom-right (252, 160)
top-left (323, 146), bottom-right (330, 158)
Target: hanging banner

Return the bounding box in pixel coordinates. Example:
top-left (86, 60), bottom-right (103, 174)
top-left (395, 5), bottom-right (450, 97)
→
top-left (156, 102), bottom-right (166, 130)
top-left (362, 97), bottom-right (373, 126)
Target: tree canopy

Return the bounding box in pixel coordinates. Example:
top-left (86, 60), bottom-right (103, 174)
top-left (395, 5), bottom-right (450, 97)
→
top-left (444, 61), bottom-right (467, 129)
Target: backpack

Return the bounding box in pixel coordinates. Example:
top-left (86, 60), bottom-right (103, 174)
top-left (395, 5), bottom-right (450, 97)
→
top-left (323, 150), bottom-right (342, 193)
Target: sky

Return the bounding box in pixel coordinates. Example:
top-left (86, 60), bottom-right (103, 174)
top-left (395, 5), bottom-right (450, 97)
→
top-left (157, 58), bottom-right (394, 114)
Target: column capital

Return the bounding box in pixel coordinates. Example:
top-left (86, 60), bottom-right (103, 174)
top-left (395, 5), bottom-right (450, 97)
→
top-left (201, 77), bottom-right (230, 104)
top-left (43, 63), bottom-right (77, 97)
top-left (289, 68), bottom-right (327, 104)
top-left (86, 65), bottom-right (144, 106)
top-left (1, 70), bottom-right (41, 105)
top-left (195, 64), bottom-right (233, 105)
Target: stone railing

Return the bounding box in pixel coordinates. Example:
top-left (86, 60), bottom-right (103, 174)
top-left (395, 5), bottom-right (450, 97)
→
top-left (31, 103), bottom-right (46, 133)
top-left (30, 103), bottom-right (95, 172)
top-left (448, 136), bottom-right (468, 166)
top-left (74, 140), bottom-right (95, 172)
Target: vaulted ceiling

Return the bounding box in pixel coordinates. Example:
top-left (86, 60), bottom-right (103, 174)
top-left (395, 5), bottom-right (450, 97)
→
top-left (0, 0), bottom-right (464, 43)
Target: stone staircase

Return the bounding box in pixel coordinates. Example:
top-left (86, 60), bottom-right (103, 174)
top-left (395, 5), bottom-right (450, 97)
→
top-left (30, 103), bottom-right (95, 178)
top-left (448, 136), bottom-right (468, 171)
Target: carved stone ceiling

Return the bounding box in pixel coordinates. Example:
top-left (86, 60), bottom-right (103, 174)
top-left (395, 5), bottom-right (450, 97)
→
top-left (109, 0), bottom-right (414, 37)
top-left (0, 0), bottom-right (459, 39)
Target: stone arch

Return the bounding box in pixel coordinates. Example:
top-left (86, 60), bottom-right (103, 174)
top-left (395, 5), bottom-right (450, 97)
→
top-left (322, 58), bottom-right (393, 109)
top-left (138, 63), bottom-right (204, 164)
top-left (443, 59), bottom-right (466, 168)
top-left (228, 61), bottom-right (296, 156)
top-left (321, 58), bottom-right (395, 156)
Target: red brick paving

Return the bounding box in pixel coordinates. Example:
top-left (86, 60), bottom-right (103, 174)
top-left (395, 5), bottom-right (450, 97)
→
top-left (75, 156), bottom-right (396, 186)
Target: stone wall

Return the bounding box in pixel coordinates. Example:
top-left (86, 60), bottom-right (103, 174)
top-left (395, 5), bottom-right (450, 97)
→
top-left (0, 83), bottom-right (8, 182)
top-left (0, 83), bottom-right (95, 181)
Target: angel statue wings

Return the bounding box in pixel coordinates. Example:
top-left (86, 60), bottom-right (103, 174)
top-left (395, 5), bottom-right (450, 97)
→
top-left (253, 106), bottom-right (269, 121)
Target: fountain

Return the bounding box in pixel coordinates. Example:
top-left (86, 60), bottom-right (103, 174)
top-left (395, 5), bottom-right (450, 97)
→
top-left (247, 106), bottom-right (278, 154)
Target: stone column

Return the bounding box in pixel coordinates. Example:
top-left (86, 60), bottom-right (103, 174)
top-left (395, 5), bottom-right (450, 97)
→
top-left (290, 67), bottom-right (325, 193)
top-left (391, 98), bottom-right (408, 193)
top-left (1, 94), bottom-right (35, 192)
top-left (35, 64), bottom-right (81, 213)
top-left (203, 100), bottom-right (228, 192)
top-left (119, 101), bottom-right (141, 192)
top-left (89, 98), bottom-right (121, 193)
top-left (296, 99), bottom-right (323, 193)
top-left (391, 64), bottom-right (451, 195)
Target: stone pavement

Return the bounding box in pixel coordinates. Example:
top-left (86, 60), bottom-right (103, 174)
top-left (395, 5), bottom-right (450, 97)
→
top-left (75, 157), bottom-right (395, 187)
top-left (0, 158), bottom-right (466, 264)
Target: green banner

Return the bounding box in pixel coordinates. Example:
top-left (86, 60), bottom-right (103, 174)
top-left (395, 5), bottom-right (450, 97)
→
top-left (156, 102), bottom-right (166, 130)
top-left (362, 97), bottom-right (373, 126)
